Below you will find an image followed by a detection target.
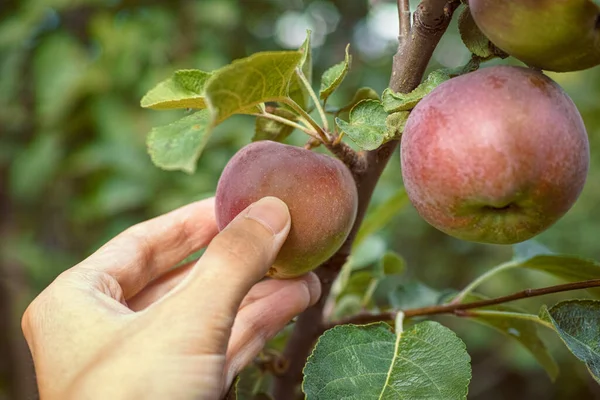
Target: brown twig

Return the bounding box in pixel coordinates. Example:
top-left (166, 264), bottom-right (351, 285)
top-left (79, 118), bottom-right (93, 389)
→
top-left (324, 278), bottom-right (600, 330)
top-left (270, 1), bottom-right (460, 398)
top-left (398, 0), bottom-right (411, 41)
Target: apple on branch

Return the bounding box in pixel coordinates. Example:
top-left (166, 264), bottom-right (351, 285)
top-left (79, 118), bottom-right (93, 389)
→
top-left (400, 65), bottom-right (590, 244)
top-left (215, 140), bottom-right (358, 279)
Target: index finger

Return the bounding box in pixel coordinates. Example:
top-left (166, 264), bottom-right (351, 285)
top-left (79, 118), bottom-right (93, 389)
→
top-left (75, 197), bottom-right (218, 298)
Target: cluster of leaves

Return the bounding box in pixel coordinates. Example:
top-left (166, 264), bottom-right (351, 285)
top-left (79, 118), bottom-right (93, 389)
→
top-left (142, 29), bottom-right (454, 172)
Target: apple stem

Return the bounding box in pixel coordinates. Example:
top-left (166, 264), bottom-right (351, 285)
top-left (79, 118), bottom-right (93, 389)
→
top-left (279, 97), bottom-right (330, 143)
top-left (252, 111), bottom-right (320, 140)
top-left (295, 68), bottom-right (330, 133)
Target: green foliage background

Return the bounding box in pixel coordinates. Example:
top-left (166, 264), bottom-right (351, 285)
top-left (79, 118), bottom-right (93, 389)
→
top-left (1, 0), bottom-right (600, 399)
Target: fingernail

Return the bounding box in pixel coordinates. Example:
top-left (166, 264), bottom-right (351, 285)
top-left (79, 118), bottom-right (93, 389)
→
top-left (246, 197), bottom-right (290, 235)
top-left (305, 273), bottom-right (322, 306)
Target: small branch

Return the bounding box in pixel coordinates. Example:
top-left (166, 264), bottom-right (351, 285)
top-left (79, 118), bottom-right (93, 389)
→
top-left (280, 98), bottom-right (330, 143)
top-left (252, 112), bottom-right (319, 139)
top-left (389, 0), bottom-right (461, 92)
top-left (325, 278), bottom-right (600, 330)
top-left (296, 68), bottom-right (329, 132)
top-left (398, 0), bottom-right (411, 41)
top-left (451, 260), bottom-right (519, 305)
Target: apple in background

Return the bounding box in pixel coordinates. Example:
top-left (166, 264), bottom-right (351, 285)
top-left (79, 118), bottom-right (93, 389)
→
top-left (470, 0), bottom-right (600, 72)
top-left (400, 65), bottom-right (589, 244)
top-left (215, 140), bottom-right (358, 279)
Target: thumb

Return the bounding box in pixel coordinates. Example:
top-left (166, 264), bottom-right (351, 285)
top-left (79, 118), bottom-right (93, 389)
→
top-left (155, 196), bottom-right (291, 337)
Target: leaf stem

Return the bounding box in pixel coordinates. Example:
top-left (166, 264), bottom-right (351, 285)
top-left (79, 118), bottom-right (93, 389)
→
top-left (325, 278), bottom-right (600, 330)
top-left (296, 68), bottom-right (330, 133)
top-left (280, 98), bottom-right (330, 143)
top-left (251, 112), bottom-right (320, 140)
top-left (451, 260), bottom-right (520, 304)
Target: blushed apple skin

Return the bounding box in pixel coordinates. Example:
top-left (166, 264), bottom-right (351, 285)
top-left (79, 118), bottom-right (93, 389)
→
top-left (470, 0), bottom-right (600, 72)
top-left (400, 66), bottom-right (589, 244)
top-left (215, 140), bottom-right (358, 279)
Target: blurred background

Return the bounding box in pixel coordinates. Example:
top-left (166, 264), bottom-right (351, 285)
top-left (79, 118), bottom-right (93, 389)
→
top-left (2, 0), bottom-right (600, 399)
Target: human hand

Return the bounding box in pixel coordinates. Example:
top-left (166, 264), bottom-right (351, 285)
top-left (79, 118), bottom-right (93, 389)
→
top-left (21, 196), bottom-right (321, 400)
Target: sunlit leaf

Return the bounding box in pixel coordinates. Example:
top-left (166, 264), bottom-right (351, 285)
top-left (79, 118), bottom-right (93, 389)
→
top-left (382, 70), bottom-right (450, 113)
top-left (288, 30), bottom-right (313, 110)
top-left (141, 69), bottom-right (212, 110)
top-left (303, 322), bottom-right (471, 399)
top-left (205, 51), bottom-right (303, 124)
top-left (319, 44), bottom-right (351, 102)
top-left (540, 300), bottom-right (600, 383)
top-left (147, 109), bottom-right (212, 173)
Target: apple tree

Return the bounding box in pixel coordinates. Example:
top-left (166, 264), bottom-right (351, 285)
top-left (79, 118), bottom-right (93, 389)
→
top-left (140, 0), bottom-right (600, 398)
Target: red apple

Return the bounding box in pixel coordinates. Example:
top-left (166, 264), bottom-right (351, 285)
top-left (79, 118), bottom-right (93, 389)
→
top-left (401, 66), bottom-right (589, 244)
top-left (215, 141), bottom-right (358, 278)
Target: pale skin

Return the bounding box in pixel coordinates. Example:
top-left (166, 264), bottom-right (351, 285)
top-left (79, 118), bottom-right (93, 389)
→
top-left (21, 196), bottom-right (321, 400)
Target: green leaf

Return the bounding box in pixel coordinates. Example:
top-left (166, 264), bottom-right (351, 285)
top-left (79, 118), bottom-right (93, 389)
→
top-left (342, 271), bottom-right (376, 299)
top-left (205, 51), bottom-right (303, 124)
top-left (140, 69), bottom-right (212, 110)
top-left (377, 251), bottom-right (406, 278)
top-left (303, 322), bottom-right (471, 399)
top-left (385, 111), bottom-right (410, 139)
top-left (462, 294), bottom-right (558, 381)
top-left (354, 188), bottom-right (409, 248)
top-left (458, 6), bottom-right (494, 59)
top-left (381, 321), bottom-right (471, 399)
top-left (517, 254), bottom-right (600, 284)
top-left (335, 100), bottom-right (390, 151)
top-left (319, 44), bottom-right (351, 102)
top-left (327, 87), bottom-right (380, 116)
top-left (252, 107), bottom-right (297, 142)
top-left (388, 281), bottom-right (442, 310)
top-left (146, 109), bottom-right (212, 174)
top-left (540, 300), bottom-right (600, 383)
top-left (331, 294), bottom-right (364, 320)
top-left (382, 70), bottom-right (451, 113)
top-left (288, 30), bottom-right (313, 110)
top-left (347, 235), bottom-right (387, 271)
